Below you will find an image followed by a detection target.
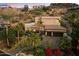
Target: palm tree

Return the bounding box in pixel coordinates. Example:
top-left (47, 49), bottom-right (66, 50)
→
top-left (28, 31), bottom-right (41, 48)
top-left (8, 28), bottom-right (17, 47)
top-left (14, 31), bottom-right (41, 51)
top-left (23, 31), bottom-right (41, 48)
top-left (0, 24), bottom-right (6, 41)
top-left (15, 22), bottom-right (25, 42)
top-left (37, 16), bottom-right (45, 38)
top-left (0, 14), bottom-right (12, 47)
top-left (5, 25), bottom-right (10, 47)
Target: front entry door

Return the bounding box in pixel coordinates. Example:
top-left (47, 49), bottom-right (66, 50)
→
top-left (47, 32), bottom-right (51, 36)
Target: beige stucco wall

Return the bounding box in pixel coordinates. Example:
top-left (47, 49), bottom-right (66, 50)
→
top-left (35, 16), bottom-right (61, 26)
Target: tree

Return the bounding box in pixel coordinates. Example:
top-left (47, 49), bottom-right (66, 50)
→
top-left (71, 26), bottom-right (79, 39)
top-left (14, 31), bottom-right (42, 54)
top-left (63, 9), bottom-right (79, 26)
top-left (42, 6), bottom-right (48, 12)
top-left (0, 14), bottom-right (12, 47)
top-left (8, 28), bottom-right (17, 46)
top-left (22, 5), bottom-right (28, 13)
top-left (18, 13), bottom-right (24, 20)
top-left (0, 26), bottom-right (17, 47)
top-left (29, 8), bottom-right (44, 16)
top-left (34, 9), bottom-right (43, 15)
top-left (15, 22), bottom-right (25, 42)
top-left (23, 31), bottom-right (41, 48)
top-left (62, 9), bottom-right (79, 39)
top-left (0, 14), bottom-right (12, 21)
top-left (62, 9), bottom-right (79, 55)
top-left (33, 46), bottom-right (45, 56)
top-left (0, 29), bottom-right (6, 41)
top-left (50, 3), bottom-right (78, 8)
top-left (29, 31), bottom-right (41, 48)
top-left (37, 17), bottom-right (43, 26)
top-left (59, 37), bottom-right (71, 49)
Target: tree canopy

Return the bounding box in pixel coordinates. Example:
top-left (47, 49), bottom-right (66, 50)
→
top-left (62, 8), bottom-right (79, 39)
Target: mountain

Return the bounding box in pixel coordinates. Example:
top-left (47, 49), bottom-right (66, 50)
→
top-left (0, 3), bottom-right (8, 8)
top-left (50, 3), bottom-right (79, 8)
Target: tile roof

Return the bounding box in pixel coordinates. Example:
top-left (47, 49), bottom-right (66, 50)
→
top-left (32, 25), bottom-right (67, 32)
top-left (44, 25), bottom-right (67, 32)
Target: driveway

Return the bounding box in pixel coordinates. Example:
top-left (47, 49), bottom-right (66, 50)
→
top-left (41, 35), bottom-right (60, 49)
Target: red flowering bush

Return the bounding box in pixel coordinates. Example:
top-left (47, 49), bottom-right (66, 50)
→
top-left (45, 48), bottom-right (53, 56)
top-left (65, 48), bottom-right (72, 56)
top-left (54, 48), bottom-right (61, 56)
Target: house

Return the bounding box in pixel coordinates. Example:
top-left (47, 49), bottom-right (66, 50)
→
top-left (0, 19), bottom-right (10, 31)
top-left (32, 5), bottom-right (45, 9)
top-left (32, 16), bottom-right (67, 37)
top-left (25, 22), bottom-right (35, 31)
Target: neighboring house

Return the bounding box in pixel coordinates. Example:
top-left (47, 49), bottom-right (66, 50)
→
top-left (32, 5), bottom-right (45, 9)
top-left (0, 23), bottom-right (5, 31)
top-left (0, 20), bottom-right (9, 31)
top-left (25, 22), bottom-right (35, 31)
top-left (32, 16), bottom-right (67, 37)
top-left (10, 23), bottom-right (18, 28)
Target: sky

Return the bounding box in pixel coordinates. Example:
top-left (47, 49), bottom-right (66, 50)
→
top-left (0, 3), bottom-right (79, 8)
top-left (0, 3), bottom-right (50, 8)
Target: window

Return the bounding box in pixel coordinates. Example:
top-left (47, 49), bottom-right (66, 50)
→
top-left (53, 32), bottom-right (63, 37)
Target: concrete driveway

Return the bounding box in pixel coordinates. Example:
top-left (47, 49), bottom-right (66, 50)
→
top-left (41, 35), bottom-right (60, 49)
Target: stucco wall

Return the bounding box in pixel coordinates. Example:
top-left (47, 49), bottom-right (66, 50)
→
top-left (35, 16), bottom-right (61, 26)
